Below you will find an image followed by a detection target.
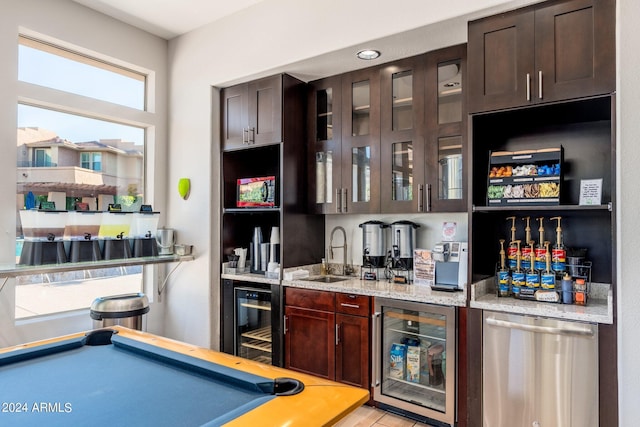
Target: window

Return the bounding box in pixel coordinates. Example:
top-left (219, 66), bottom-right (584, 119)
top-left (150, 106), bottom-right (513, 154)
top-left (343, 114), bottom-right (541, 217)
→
top-left (34, 149), bottom-right (52, 167)
top-left (14, 34), bottom-right (151, 319)
top-left (80, 152), bottom-right (102, 171)
top-left (18, 36), bottom-right (146, 110)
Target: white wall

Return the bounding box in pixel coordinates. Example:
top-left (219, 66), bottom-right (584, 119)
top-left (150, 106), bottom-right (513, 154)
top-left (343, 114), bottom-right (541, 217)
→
top-left (0, 0), bottom-right (168, 346)
top-left (325, 213), bottom-right (468, 268)
top-left (617, 1), bottom-right (640, 425)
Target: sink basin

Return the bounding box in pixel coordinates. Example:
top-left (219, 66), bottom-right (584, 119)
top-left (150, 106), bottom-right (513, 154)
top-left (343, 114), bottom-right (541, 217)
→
top-left (302, 276), bottom-right (350, 283)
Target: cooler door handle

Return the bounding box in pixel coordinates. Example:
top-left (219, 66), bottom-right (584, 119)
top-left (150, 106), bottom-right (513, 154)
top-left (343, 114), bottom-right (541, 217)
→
top-left (371, 311), bottom-right (381, 388)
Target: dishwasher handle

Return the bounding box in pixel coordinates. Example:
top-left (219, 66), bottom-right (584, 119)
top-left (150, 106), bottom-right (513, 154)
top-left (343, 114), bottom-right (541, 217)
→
top-left (485, 316), bottom-right (596, 337)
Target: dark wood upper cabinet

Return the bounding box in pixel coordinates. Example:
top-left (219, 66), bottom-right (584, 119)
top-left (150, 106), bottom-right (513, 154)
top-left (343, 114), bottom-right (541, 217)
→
top-left (468, 0), bottom-right (615, 113)
top-left (341, 67), bottom-right (381, 214)
top-left (425, 44), bottom-right (468, 213)
top-left (222, 74), bottom-right (283, 150)
top-left (379, 56), bottom-right (426, 214)
top-left (307, 76), bottom-right (343, 214)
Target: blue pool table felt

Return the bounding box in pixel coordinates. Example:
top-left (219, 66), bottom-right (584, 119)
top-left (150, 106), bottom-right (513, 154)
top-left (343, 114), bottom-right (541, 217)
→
top-left (0, 328), bottom-right (368, 427)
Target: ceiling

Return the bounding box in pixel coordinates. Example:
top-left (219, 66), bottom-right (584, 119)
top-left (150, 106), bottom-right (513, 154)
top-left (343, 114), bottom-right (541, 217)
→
top-left (70, 0), bottom-right (541, 86)
top-left (71, 0), bottom-right (267, 39)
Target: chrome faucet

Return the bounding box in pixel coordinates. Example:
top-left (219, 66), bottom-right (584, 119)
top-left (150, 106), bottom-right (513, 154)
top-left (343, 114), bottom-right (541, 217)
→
top-left (329, 226), bottom-right (353, 276)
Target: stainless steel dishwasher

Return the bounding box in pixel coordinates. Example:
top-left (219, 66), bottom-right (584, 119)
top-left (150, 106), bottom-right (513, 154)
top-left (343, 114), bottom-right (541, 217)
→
top-left (483, 311), bottom-right (598, 427)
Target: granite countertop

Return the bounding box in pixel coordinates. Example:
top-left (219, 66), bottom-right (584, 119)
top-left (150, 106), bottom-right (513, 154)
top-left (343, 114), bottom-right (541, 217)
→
top-left (470, 276), bottom-right (613, 324)
top-left (282, 274), bottom-right (467, 307)
top-left (221, 263), bottom-right (613, 322)
top-left (221, 269), bottom-right (280, 285)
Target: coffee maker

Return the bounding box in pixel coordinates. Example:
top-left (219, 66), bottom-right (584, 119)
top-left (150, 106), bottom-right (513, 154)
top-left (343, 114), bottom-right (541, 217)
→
top-left (389, 221), bottom-right (420, 270)
top-left (431, 241), bottom-right (468, 291)
top-left (360, 220), bottom-right (388, 268)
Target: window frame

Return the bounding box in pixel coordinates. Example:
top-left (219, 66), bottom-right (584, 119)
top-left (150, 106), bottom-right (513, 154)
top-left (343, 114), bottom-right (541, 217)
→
top-left (13, 30), bottom-right (158, 320)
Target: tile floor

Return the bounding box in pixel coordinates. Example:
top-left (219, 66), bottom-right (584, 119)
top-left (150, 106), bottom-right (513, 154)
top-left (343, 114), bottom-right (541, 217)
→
top-left (335, 405), bottom-right (434, 427)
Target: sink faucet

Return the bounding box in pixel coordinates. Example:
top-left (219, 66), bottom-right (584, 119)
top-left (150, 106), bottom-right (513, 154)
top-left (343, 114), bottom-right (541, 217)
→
top-left (329, 226), bottom-right (353, 276)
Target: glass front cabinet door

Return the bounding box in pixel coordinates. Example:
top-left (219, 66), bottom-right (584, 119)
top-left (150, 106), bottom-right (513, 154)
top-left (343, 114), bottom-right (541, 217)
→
top-left (380, 56), bottom-right (426, 213)
top-left (373, 298), bottom-right (456, 425)
top-left (424, 44), bottom-right (467, 212)
top-left (308, 76), bottom-right (343, 214)
top-left (341, 67), bottom-right (381, 214)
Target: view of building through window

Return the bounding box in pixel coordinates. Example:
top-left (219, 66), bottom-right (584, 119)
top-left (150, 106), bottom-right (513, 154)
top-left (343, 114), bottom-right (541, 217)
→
top-left (14, 36), bottom-right (149, 319)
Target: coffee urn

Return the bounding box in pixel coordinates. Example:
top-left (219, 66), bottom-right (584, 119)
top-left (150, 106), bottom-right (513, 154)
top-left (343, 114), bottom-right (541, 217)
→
top-left (390, 220), bottom-right (420, 269)
top-left (359, 221), bottom-right (388, 268)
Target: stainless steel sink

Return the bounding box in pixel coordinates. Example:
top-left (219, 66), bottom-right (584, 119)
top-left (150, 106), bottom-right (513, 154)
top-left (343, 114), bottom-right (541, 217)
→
top-left (302, 276), bottom-right (350, 283)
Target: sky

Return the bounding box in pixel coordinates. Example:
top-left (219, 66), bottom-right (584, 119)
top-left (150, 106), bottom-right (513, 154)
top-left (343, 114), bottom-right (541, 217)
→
top-left (17, 43), bottom-right (145, 145)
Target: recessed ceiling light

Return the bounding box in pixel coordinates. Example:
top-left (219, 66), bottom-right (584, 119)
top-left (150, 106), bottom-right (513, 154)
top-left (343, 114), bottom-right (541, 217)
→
top-left (356, 49), bottom-right (380, 60)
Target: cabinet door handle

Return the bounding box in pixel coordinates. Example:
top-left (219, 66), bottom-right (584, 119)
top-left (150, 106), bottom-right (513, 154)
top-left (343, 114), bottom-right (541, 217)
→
top-left (342, 188), bottom-right (348, 213)
top-left (340, 303), bottom-right (360, 309)
top-left (283, 315), bottom-right (288, 334)
top-left (526, 73), bottom-right (531, 101)
top-left (418, 184), bottom-right (424, 212)
top-left (335, 323), bottom-right (340, 346)
top-left (248, 127), bottom-right (255, 144)
top-left (538, 71), bottom-right (543, 99)
top-left (336, 188), bottom-right (342, 213)
top-left (242, 127), bottom-right (248, 144)
top-left (426, 184), bottom-right (432, 212)
top-left (371, 312), bottom-right (381, 388)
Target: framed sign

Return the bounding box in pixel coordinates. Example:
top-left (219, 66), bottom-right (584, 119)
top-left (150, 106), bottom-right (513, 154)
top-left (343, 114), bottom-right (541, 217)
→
top-left (579, 178), bottom-right (603, 206)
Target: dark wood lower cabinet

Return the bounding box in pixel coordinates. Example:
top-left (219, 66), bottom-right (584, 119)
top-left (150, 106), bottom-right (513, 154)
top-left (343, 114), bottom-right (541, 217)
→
top-left (284, 287), bottom-right (370, 390)
top-left (284, 305), bottom-right (335, 379)
top-left (335, 313), bottom-right (369, 388)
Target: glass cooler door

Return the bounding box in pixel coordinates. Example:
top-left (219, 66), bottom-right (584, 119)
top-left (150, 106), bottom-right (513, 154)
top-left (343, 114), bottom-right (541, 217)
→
top-left (373, 298), bottom-right (456, 425)
top-left (235, 287), bottom-right (272, 365)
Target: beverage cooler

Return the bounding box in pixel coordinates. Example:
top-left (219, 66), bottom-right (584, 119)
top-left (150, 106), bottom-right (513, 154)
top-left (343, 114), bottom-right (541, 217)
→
top-left (221, 280), bottom-right (283, 366)
top-left (373, 298), bottom-right (456, 425)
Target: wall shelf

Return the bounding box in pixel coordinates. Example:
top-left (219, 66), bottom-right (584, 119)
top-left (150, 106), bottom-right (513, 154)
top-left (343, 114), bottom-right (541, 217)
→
top-left (0, 255), bottom-right (194, 278)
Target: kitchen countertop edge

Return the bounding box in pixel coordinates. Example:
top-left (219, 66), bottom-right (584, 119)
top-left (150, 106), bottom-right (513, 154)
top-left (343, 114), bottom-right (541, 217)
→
top-left (282, 276), bottom-right (467, 307)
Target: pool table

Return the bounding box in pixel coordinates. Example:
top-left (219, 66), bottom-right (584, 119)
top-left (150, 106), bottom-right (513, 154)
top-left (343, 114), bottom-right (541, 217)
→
top-left (0, 327), bottom-right (369, 426)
